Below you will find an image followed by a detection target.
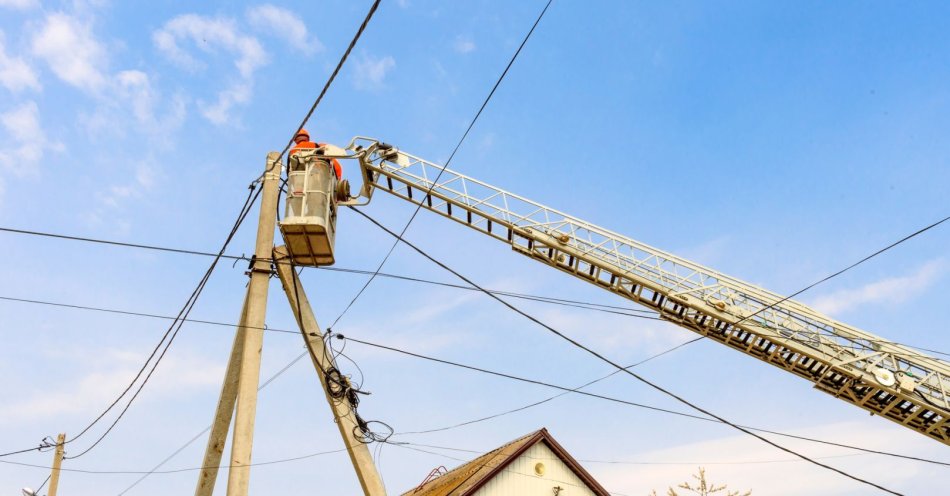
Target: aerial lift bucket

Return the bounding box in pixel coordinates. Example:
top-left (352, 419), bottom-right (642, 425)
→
top-left (279, 149), bottom-right (340, 266)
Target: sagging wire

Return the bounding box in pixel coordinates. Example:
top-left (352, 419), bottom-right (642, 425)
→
top-left (287, 261), bottom-right (393, 446)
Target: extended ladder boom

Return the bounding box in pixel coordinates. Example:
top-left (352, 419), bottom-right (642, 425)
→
top-left (345, 137), bottom-right (950, 445)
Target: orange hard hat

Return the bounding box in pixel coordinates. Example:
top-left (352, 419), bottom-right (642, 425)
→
top-left (295, 128), bottom-right (310, 142)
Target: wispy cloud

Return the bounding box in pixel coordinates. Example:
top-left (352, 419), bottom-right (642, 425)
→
top-left (31, 12), bottom-right (108, 93)
top-left (0, 31), bottom-right (40, 92)
top-left (153, 13), bottom-right (268, 125)
top-left (810, 259), bottom-right (945, 315)
top-left (453, 35), bottom-right (476, 54)
top-left (536, 305), bottom-right (690, 359)
top-left (247, 4), bottom-right (323, 54)
top-left (595, 421), bottom-right (927, 496)
top-left (114, 69), bottom-right (187, 141)
top-left (353, 53), bottom-right (395, 91)
top-left (0, 0), bottom-right (38, 10)
top-left (0, 349), bottom-right (223, 424)
top-left (0, 100), bottom-right (62, 175)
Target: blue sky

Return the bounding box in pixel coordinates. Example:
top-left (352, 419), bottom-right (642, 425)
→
top-left (1, 0), bottom-right (949, 495)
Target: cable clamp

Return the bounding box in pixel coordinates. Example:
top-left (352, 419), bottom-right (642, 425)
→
top-left (245, 255), bottom-right (276, 277)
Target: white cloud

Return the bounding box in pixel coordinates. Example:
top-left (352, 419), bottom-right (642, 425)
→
top-left (353, 53), bottom-right (395, 90)
top-left (0, 0), bottom-right (38, 9)
top-left (453, 36), bottom-right (476, 54)
top-left (153, 14), bottom-right (268, 124)
top-left (97, 162), bottom-right (160, 209)
top-left (201, 81), bottom-right (252, 125)
top-left (0, 32), bottom-right (41, 92)
top-left (0, 349), bottom-right (223, 423)
top-left (114, 69), bottom-right (187, 137)
top-left (536, 305), bottom-right (690, 359)
top-left (810, 259), bottom-right (945, 315)
top-left (595, 421), bottom-right (930, 496)
top-left (31, 12), bottom-right (108, 93)
top-left (0, 100), bottom-right (62, 174)
top-left (247, 4), bottom-right (323, 54)
top-left (153, 14), bottom-right (267, 78)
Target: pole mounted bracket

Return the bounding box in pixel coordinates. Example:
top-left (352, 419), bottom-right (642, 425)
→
top-left (244, 254), bottom-right (276, 277)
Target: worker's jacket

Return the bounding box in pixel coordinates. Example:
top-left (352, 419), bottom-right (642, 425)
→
top-left (290, 141), bottom-right (342, 180)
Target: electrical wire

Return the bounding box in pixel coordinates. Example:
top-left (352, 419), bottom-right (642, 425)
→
top-left (287, 265), bottom-right (393, 445)
top-left (0, 227), bottom-right (666, 321)
top-left (397, 441), bottom-right (867, 466)
top-left (275, 0), bottom-right (382, 163)
top-left (349, 207), bottom-right (906, 495)
top-left (2, 237), bottom-right (946, 467)
top-left (66, 184), bottom-right (262, 460)
top-left (730, 214), bottom-right (949, 330)
top-left (107, 328), bottom-right (949, 494)
top-left (327, 0), bottom-right (554, 330)
top-left (396, 337), bottom-right (703, 435)
top-left (114, 351), bottom-right (309, 495)
top-left (33, 474), bottom-right (51, 494)
top-left (0, 448), bottom-right (347, 475)
top-left (0, 187), bottom-right (262, 460)
top-left (337, 334), bottom-right (950, 468)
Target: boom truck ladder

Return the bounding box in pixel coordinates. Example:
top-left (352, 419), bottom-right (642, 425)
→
top-left (328, 136), bottom-right (950, 445)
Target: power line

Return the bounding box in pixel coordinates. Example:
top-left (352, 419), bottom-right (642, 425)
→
top-left (349, 207), bottom-right (905, 495)
top-left (0, 295), bottom-right (294, 335)
top-left (104, 331), bottom-right (949, 494)
top-left (66, 184), bottom-right (262, 460)
top-left (328, 0), bottom-right (555, 330)
top-left (0, 226), bottom-right (664, 320)
top-left (114, 352), bottom-right (309, 495)
top-left (0, 187), bottom-right (263, 460)
top-left (730, 214), bottom-right (949, 329)
top-left (399, 441), bottom-right (866, 466)
top-left (396, 337), bottom-right (703, 435)
top-left (11, 219), bottom-right (948, 357)
top-left (0, 448), bottom-right (347, 475)
top-left (338, 334), bottom-right (950, 468)
top-left (3, 220), bottom-right (946, 469)
top-left (276, 0), bottom-right (382, 162)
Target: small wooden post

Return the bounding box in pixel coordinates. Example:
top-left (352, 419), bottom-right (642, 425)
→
top-left (47, 433), bottom-right (66, 496)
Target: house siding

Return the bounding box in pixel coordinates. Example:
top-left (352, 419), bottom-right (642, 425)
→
top-left (471, 443), bottom-right (599, 496)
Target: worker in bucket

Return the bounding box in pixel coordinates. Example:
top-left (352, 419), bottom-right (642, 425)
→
top-left (289, 128), bottom-right (342, 180)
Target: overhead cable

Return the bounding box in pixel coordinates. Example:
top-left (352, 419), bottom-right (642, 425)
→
top-left (66, 184), bottom-right (262, 460)
top-left (731, 214), bottom-right (949, 329)
top-left (114, 351), bottom-right (309, 495)
top-left (397, 441), bottom-right (866, 466)
top-left (396, 337), bottom-right (703, 435)
top-left (327, 0), bottom-right (555, 330)
top-left (276, 0), bottom-right (382, 162)
top-left (338, 334), bottom-right (950, 468)
top-left (0, 227), bottom-right (664, 320)
top-left (0, 448), bottom-right (347, 475)
top-left (349, 207), bottom-right (904, 495)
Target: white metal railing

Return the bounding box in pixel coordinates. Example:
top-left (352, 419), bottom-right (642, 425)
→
top-left (346, 137), bottom-right (950, 416)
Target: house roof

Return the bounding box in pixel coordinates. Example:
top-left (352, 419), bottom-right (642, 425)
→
top-left (402, 428), bottom-right (611, 496)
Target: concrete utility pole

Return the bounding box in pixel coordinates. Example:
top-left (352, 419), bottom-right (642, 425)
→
top-left (195, 150), bottom-right (385, 495)
top-left (187, 153), bottom-right (282, 496)
top-left (47, 433), bottom-right (65, 496)
top-left (194, 295), bottom-right (249, 496)
top-left (274, 247), bottom-right (386, 496)
top-left (225, 152), bottom-right (281, 496)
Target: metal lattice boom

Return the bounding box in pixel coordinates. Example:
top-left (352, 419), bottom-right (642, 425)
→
top-left (346, 137), bottom-right (950, 445)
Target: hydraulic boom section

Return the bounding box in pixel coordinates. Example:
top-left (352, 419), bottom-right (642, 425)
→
top-left (339, 136), bottom-right (950, 445)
